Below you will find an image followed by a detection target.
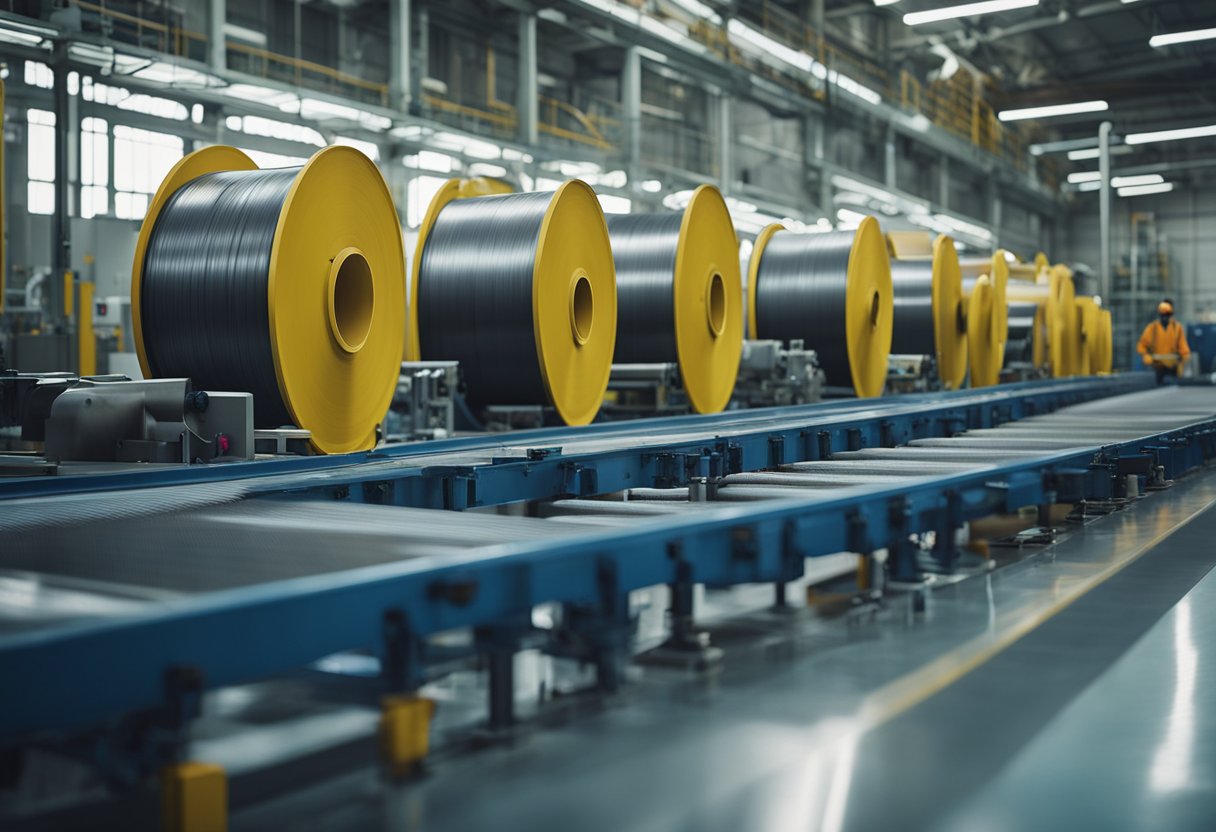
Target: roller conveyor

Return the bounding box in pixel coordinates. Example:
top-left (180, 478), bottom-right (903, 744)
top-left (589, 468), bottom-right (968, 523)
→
top-left (1, 379), bottom-right (1215, 782)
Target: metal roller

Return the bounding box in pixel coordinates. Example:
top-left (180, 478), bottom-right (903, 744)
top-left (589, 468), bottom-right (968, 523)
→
top-left (748, 216), bottom-right (893, 398)
top-left (132, 145), bottom-right (406, 454)
top-left (409, 182), bottom-right (617, 425)
top-left (606, 185), bottom-right (743, 414)
top-left (887, 234), bottom-right (968, 389)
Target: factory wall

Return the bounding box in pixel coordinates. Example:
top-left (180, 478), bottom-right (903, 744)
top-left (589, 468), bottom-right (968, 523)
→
top-left (1061, 185), bottom-right (1216, 323)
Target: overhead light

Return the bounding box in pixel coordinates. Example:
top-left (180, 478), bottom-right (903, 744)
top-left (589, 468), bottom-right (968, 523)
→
top-left (1118, 182), bottom-right (1173, 197)
top-left (641, 179), bottom-right (663, 193)
top-left (998, 100), bottom-right (1108, 122)
top-left (874, 0), bottom-right (901, 5)
top-left (933, 212), bottom-right (993, 242)
top-left (836, 208), bottom-right (868, 227)
top-left (1150, 27), bottom-right (1216, 48)
top-left (904, 0), bottom-right (1038, 27)
top-left (728, 19), bottom-right (814, 73)
top-left (1125, 123), bottom-right (1216, 145)
top-left (1067, 146), bottom-right (1131, 160)
top-left (1067, 171), bottom-right (1101, 184)
top-left (1111, 174), bottom-right (1163, 188)
top-left (1075, 180), bottom-right (1102, 192)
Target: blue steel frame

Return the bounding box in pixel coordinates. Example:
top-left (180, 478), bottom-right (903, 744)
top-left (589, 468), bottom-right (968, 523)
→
top-left (4, 374), bottom-right (1214, 761)
top-left (0, 375), bottom-right (1154, 510)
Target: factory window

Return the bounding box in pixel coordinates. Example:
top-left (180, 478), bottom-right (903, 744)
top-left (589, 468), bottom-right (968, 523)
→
top-left (26, 109), bottom-right (56, 216)
top-left (23, 60), bottom-right (53, 89)
top-left (407, 175), bottom-right (447, 227)
top-left (113, 125), bottom-right (184, 220)
top-left (80, 118), bottom-right (109, 219)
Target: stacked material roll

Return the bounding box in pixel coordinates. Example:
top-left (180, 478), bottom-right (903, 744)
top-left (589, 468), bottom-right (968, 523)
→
top-left (408, 180), bottom-right (617, 425)
top-left (133, 145), bottom-right (406, 453)
top-left (887, 234), bottom-right (968, 390)
top-left (748, 217), bottom-right (893, 398)
top-left (1005, 264), bottom-right (1077, 378)
top-left (606, 185), bottom-right (743, 414)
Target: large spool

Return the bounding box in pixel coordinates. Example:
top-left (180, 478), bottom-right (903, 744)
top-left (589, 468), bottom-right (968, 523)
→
top-left (965, 275), bottom-right (1001, 387)
top-left (132, 145), bottom-right (406, 454)
top-left (1076, 296), bottom-right (1102, 376)
top-left (409, 182), bottom-right (616, 425)
top-left (1095, 309), bottom-right (1113, 374)
top-left (749, 216), bottom-right (893, 398)
top-left (959, 251), bottom-right (1009, 342)
top-left (606, 185), bottom-right (742, 414)
top-left (887, 234), bottom-right (967, 389)
top-left (1006, 265), bottom-right (1076, 378)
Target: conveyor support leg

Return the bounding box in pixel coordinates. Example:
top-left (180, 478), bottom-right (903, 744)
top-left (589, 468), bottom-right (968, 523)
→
top-left (379, 695), bottom-right (435, 780)
top-left (161, 762), bottom-right (226, 832)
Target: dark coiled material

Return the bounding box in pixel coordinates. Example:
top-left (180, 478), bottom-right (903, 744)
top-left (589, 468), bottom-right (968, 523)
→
top-left (142, 168), bottom-right (298, 427)
top-left (754, 230), bottom-right (853, 386)
top-left (1005, 301), bottom-right (1038, 363)
top-left (889, 258), bottom-right (935, 356)
top-left (416, 191), bottom-right (550, 406)
top-left (604, 213), bottom-right (682, 364)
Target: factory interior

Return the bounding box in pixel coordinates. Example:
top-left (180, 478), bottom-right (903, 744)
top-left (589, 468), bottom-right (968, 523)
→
top-left (1, 0), bottom-right (1216, 829)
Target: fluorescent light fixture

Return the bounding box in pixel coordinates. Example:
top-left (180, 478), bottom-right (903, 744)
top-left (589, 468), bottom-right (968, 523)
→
top-left (998, 99), bottom-right (1108, 122)
top-left (0, 20), bottom-right (54, 46)
top-left (1068, 148), bottom-right (1100, 161)
top-left (1118, 182), bottom-right (1173, 197)
top-left (836, 208), bottom-right (868, 227)
top-left (904, 0), bottom-right (1038, 27)
top-left (1125, 124), bottom-right (1216, 145)
top-left (933, 213), bottom-right (993, 242)
top-left (874, 0), bottom-right (901, 5)
top-left (469, 162), bottom-right (507, 178)
top-left (1111, 174), bottom-right (1163, 188)
top-left (1150, 28), bottom-right (1216, 48)
top-left (1067, 171), bottom-right (1101, 184)
top-left (641, 179), bottom-right (663, 193)
top-left (1075, 180), bottom-right (1102, 192)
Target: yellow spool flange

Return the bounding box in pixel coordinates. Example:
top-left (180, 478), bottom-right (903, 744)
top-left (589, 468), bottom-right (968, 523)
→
top-left (1077, 296), bottom-right (1102, 376)
top-left (1047, 265), bottom-right (1076, 377)
top-left (965, 275), bottom-right (1001, 387)
top-left (1034, 252), bottom-right (1050, 278)
top-left (407, 176), bottom-right (516, 361)
top-left (930, 234), bottom-right (967, 390)
top-left (845, 217), bottom-right (895, 399)
top-left (532, 180), bottom-right (617, 425)
top-left (674, 185), bottom-right (743, 414)
top-left (133, 145), bottom-right (406, 454)
top-left (1096, 309), bottom-right (1113, 374)
top-left (746, 222), bottom-right (782, 342)
top-left (960, 251), bottom-right (1008, 347)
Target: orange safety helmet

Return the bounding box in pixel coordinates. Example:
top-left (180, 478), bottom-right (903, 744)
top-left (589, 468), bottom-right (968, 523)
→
top-left (1158, 301), bottom-right (1174, 315)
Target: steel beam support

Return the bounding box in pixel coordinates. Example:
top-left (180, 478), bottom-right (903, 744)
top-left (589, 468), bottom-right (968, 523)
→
top-left (718, 93), bottom-right (733, 193)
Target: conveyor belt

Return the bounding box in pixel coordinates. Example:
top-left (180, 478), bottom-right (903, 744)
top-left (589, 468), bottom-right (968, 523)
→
top-left (0, 384), bottom-right (1213, 745)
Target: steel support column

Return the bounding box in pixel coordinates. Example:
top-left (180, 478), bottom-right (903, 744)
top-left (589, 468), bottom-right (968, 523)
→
top-left (718, 93), bottom-right (733, 193)
top-left (1098, 121), bottom-right (1113, 304)
top-left (209, 0), bottom-right (226, 72)
top-left (623, 46), bottom-right (642, 192)
top-left (390, 0), bottom-right (411, 114)
top-left (517, 13), bottom-right (538, 146)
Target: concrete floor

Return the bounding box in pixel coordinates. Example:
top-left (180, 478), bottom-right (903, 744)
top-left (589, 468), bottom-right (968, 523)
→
top-left (220, 465), bottom-right (1216, 831)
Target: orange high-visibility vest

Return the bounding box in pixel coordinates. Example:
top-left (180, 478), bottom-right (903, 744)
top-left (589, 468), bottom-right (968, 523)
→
top-left (1137, 319), bottom-right (1190, 367)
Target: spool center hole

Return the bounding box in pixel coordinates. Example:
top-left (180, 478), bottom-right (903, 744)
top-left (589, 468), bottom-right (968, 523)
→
top-left (869, 290), bottom-right (881, 328)
top-left (331, 250), bottom-right (375, 353)
top-left (571, 273), bottom-right (593, 345)
top-left (707, 271), bottom-right (727, 338)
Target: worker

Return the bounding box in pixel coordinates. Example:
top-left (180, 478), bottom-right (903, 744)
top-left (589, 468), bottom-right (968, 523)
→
top-left (1138, 299), bottom-right (1190, 385)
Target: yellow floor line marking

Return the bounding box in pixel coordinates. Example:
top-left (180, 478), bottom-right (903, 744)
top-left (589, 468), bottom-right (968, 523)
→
top-left (856, 487), bottom-right (1216, 732)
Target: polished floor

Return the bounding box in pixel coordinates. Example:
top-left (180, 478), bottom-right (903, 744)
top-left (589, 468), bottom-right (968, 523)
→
top-left (224, 467), bottom-right (1216, 831)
